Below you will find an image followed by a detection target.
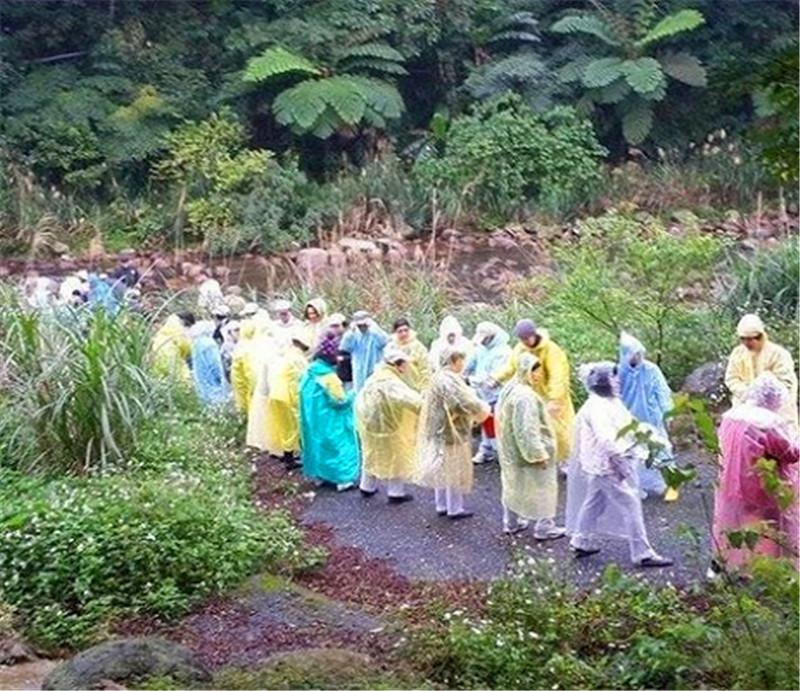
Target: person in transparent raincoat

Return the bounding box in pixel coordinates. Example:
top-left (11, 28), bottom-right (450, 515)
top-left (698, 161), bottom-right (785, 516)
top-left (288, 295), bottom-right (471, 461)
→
top-left (618, 331), bottom-right (677, 501)
top-left (566, 361), bottom-right (672, 567)
top-left (428, 316), bottom-right (473, 374)
top-left (713, 373), bottom-right (799, 572)
top-left (391, 317), bottom-right (431, 392)
top-left (299, 330), bottom-right (360, 491)
top-left (465, 321), bottom-right (512, 464)
top-left (189, 321), bottom-right (230, 407)
top-left (416, 346), bottom-right (490, 519)
top-left (264, 330), bottom-right (311, 469)
top-left (356, 346), bottom-right (423, 503)
top-left (496, 353), bottom-right (566, 539)
top-left (301, 298), bottom-right (328, 350)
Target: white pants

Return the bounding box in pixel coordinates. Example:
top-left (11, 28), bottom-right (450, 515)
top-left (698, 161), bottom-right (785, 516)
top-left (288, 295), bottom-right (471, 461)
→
top-left (503, 506), bottom-right (555, 536)
top-left (435, 487), bottom-right (464, 515)
top-left (569, 475), bottom-right (657, 563)
top-left (360, 471), bottom-right (406, 498)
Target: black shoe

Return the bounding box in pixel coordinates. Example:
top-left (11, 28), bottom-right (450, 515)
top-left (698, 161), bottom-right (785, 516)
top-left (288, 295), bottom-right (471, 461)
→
top-left (638, 555), bottom-right (673, 568)
top-left (573, 547), bottom-right (601, 558)
top-left (449, 511), bottom-right (474, 521)
top-left (436, 509), bottom-right (447, 517)
top-left (360, 488), bottom-right (378, 498)
top-left (388, 494), bottom-right (414, 505)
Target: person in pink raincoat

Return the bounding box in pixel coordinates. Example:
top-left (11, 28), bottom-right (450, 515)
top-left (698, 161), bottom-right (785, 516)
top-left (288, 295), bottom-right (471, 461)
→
top-left (713, 373), bottom-right (799, 572)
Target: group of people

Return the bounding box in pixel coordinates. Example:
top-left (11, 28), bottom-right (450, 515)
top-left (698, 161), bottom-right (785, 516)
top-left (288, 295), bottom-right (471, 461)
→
top-left (149, 285), bottom-right (800, 573)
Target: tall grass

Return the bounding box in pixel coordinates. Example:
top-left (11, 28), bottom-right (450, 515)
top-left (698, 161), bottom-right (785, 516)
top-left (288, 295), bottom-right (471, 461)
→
top-left (0, 288), bottom-right (160, 474)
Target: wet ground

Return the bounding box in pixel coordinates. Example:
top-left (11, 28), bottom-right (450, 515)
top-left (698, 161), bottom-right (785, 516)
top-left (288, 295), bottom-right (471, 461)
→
top-left (302, 450), bottom-right (716, 587)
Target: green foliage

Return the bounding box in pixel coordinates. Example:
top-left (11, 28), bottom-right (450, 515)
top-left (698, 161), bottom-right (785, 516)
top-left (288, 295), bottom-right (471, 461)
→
top-left (551, 0), bottom-right (707, 145)
top-left (409, 559), bottom-right (799, 689)
top-left (243, 47), bottom-right (322, 82)
top-left (415, 95), bottom-right (606, 225)
top-left (0, 292), bottom-right (159, 474)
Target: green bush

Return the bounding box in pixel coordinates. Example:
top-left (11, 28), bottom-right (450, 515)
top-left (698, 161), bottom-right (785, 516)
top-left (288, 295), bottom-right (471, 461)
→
top-left (0, 443), bottom-right (311, 649)
top-left (410, 559), bottom-right (799, 690)
top-left (414, 95), bottom-right (606, 225)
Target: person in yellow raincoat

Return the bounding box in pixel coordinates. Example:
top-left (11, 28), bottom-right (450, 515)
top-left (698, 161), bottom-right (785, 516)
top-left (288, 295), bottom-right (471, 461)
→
top-left (264, 330), bottom-right (312, 468)
top-left (725, 313), bottom-right (798, 427)
top-left (496, 353), bottom-right (566, 540)
top-left (245, 329), bottom-right (279, 450)
top-left (416, 346), bottom-right (490, 519)
top-left (151, 313), bottom-right (194, 384)
top-left (356, 346), bottom-right (423, 503)
top-left (391, 317), bottom-right (431, 391)
top-left (231, 320), bottom-right (259, 413)
top-left (492, 319), bottom-right (575, 463)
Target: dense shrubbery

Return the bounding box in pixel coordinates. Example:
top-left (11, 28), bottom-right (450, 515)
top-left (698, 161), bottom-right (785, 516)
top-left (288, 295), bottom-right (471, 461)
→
top-left (410, 558), bottom-right (799, 690)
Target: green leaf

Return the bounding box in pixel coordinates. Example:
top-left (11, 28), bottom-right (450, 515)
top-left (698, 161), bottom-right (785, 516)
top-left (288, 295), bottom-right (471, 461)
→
top-left (593, 78), bottom-right (630, 104)
top-left (635, 9), bottom-right (705, 48)
top-left (550, 13), bottom-right (621, 46)
top-left (273, 81), bottom-right (328, 132)
top-left (340, 58), bottom-right (409, 76)
top-left (338, 42), bottom-right (405, 63)
top-left (243, 47), bottom-right (321, 83)
top-left (620, 99), bottom-right (653, 144)
top-left (557, 55), bottom-right (594, 84)
top-left (621, 57), bottom-right (666, 95)
top-left (583, 57), bottom-right (625, 88)
top-left (319, 76), bottom-right (367, 125)
top-left (347, 76), bottom-right (405, 120)
top-left (658, 51), bottom-right (707, 87)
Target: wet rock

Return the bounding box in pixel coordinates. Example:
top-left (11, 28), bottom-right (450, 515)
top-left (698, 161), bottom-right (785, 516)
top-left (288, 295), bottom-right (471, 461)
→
top-left (42, 637), bottom-right (210, 690)
top-left (296, 248), bottom-right (329, 276)
top-left (488, 234), bottom-right (518, 251)
top-left (0, 634), bottom-right (37, 665)
top-left (338, 237), bottom-right (378, 254)
top-left (213, 265), bottom-right (230, 281)
top-left (327, 248), bottom-right (346, 270)
top-left (51, 241), bottom-right (70, 256)
top-left (384, 248), bottom-right (404, 265)
top-left (682, 360), bottom-right (727, 403)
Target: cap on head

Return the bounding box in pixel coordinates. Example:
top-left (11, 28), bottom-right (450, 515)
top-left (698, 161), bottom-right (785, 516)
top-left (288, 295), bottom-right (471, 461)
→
top-left (737, 314), bottom-right (766, 338)
top-left (383, 345), bottom-right (408, 365)
top-left (352, 310), bottom-right (371, 326)
top-left (515, 319), bottom-right (537, 340)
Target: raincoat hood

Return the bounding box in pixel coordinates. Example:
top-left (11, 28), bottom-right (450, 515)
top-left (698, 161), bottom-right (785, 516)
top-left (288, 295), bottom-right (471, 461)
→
top-left (305, 298), bottom-right (328, 319)
top-left (439, 316), bottom-right (463, 340)
top-left (474, 321), bottom-right (510, 349)
top-left (578, 361), bottom-right (618, 395)
top-left (189, 321), bottom-right (216, 340)
top-left (736, 314), bottom-right (766, 338)
top-left (514, 352), bottom-right (541, 385)
top-left (619, 332), bottom-right (646, 372)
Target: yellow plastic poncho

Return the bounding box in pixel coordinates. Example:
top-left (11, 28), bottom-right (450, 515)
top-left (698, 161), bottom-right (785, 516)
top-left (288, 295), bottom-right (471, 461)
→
top-left (231, 321), bottom-right (259, 413)
top-left (392, 332), bottom-right (431, 391)
top-left (263, 344), bottom-right (310, 455)
top-left (150, 315), bottom-right (191, 383)
top-left (356, 364), bottom-right (423, 482)
top-left (496, 354), bottom-right (558, 521)
top-left (493, 329), bottom-right (575, 462)
top-left (725, 337), bottom-right (798, 427)
top-left (416, 368), bottom-right (490, 492)
top-left (245, 333), bottom-right (278, 450)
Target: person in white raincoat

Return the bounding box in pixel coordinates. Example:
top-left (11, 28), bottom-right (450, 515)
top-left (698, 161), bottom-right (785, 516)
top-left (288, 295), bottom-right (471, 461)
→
top-left (428, 316), bottom-right (473, 373)
top-left (566, 361), bottom-right (673, 567)
top-left (496, 353), bottom-right (565, 539)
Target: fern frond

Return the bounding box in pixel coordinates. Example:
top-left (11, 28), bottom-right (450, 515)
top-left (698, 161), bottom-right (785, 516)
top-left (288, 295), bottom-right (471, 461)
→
top-left (347, 76), bottom-right (404, 120)
top-left (557, 55), bottom-right (594, 84)
top-left (466, 54), bottom-right (548, 100)
top-left (582, 57), bottom-right (625, 88)
top-left (620, 98), bottom-right (653, 144)
top-left (489, 31), bottom-right (541, 45)
top-left (499, 11), bottom-right (540, 30)
top-left (592, 78), bottom-right (630, 104)
top-left (338, 42), bottom-right (405, 63)
top-left (243, 47), bottom-right (321, 83)
top-left (273, 80), bottom-right (328, 131)
top-left (635, 9), bottom-right (705, 48)
top-left (550, 13), bottom-right (621, 46)
top-left (338, 57), bottom-right (408, 76)
top-left (620, 57), bottom-right (665, 95)
top-left (658, 50), bottom-right (707, 87)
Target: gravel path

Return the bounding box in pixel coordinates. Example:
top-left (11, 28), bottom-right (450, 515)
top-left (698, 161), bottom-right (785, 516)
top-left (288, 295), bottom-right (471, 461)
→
top-left (302, 450), bottom-right (716, 587)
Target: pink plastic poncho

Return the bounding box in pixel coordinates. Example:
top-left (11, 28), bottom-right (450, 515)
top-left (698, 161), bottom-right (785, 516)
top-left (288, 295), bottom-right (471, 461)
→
top-left (713, 375), bottom-right (799, 569)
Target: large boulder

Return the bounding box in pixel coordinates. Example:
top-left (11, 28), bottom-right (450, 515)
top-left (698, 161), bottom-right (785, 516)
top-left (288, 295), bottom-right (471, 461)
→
top-left (681, 360), bottom-right (728, 406)
top-left (42, 637), bottom-right (211, 690)
top-left (296, 247), bottom-right (329, 277)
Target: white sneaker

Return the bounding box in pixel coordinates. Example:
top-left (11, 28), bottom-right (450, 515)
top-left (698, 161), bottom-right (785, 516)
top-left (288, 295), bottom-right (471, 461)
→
top-left (336, 482), bottom-right (355, 492)
top-left (472, 450), bottom-right (488, 464)
top-left (503, 520), bottom-right (529, 535)
top-left (534, 526), bottom-right (567, 541)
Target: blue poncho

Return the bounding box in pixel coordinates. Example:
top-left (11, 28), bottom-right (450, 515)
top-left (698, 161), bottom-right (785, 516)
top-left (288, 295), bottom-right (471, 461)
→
top-left (299, 359), bottom-right (360, 485)
top-left (618, 333), bottom-right (673, 493)
top-left (339, 325), bottom-right (389, 393)
top-left (464, 322), bottom-right (511, 405)
top-left (191, 330), bottom-right (230, 406)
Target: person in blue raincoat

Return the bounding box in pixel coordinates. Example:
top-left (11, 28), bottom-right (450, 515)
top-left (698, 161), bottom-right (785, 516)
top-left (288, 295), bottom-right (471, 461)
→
top-left (618, 332), bottom-right (677, 501)
top-left (299, 330), bottom-right (360, 491)
top-left (190, 321), bottom-right (230, 406)
top-left (339, 310), bottom-right (389, 393)
top-left (465, 321), bottom-right (512, 464)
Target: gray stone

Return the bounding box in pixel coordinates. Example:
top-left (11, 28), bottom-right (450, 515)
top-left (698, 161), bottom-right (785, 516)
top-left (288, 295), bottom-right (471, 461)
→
top-left (681, 360), bottom-right (727, 401)
top-left (42, 637), bottom-right (210, 690)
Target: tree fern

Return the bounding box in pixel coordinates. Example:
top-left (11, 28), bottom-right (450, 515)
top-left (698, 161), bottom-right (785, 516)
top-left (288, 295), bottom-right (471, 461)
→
top-left (243, 47), bottom-right (321, 83)
top-left (273, 81), bottom-right (329, 132)
top-left (620, 57), bottom-right (665, 95)
top-left (620, 98), bottom-right (653, 144)
top-left (582, 57), bottom-right (625, 88)
top-left (635, 9), bottom-right (704, 48)
top-left (551, 14), bottom-right (621, 47)
top-left (338, 42), bottom-right (405, 63)
top-left (466, 54), bottom-right (549, 102)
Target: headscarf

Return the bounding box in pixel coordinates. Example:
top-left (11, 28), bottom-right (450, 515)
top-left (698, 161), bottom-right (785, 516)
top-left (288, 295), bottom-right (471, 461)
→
top-left (315, 329), bottom-right (341, 365)
top-left (578, 361), bottom-right (618, 397)
top-left (745, 373), bottom-right (787, 412)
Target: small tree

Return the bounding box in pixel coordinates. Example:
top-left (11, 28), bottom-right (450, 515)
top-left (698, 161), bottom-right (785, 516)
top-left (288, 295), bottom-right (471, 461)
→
top-left (551, 0), bottom-right (707, 145)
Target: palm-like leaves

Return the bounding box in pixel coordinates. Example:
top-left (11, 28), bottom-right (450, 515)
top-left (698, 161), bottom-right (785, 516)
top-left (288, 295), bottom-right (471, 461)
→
top-left (243, 43), bottom-right (406, 138)
top-left (551, 1), bottom-right (706, 144)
